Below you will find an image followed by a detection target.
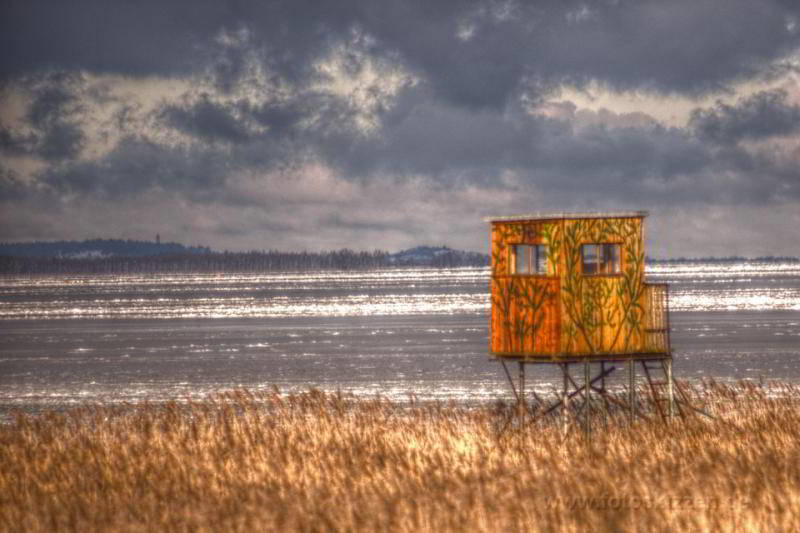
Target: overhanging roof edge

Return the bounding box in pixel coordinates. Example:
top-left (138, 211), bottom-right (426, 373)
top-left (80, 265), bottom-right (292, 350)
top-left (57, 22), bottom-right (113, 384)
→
top-left (484, 211), bottom-right (649, 223)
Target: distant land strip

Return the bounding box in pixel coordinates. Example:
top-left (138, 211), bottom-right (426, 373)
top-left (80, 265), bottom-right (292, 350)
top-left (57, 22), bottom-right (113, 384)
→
top-left (0, 239), bottom-right (796, 274)
top-left (0, 240), bottom-right (489, 273)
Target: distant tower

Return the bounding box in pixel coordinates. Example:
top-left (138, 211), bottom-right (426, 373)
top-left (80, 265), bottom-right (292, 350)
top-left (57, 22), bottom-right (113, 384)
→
top-left (156, 234), bottom-right (160, 245)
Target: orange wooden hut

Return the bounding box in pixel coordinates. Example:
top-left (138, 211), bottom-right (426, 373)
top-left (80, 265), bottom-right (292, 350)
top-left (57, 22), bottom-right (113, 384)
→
top-left (488, 211), bottom-right (670, 361)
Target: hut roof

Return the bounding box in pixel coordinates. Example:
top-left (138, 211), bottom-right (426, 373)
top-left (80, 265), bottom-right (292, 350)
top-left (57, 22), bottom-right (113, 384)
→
top-left (484, 211), bottom-right (648, 223)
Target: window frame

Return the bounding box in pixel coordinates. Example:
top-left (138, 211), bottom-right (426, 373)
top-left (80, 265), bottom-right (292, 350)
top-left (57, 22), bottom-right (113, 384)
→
top-left (510, 243), bottom-right (550, 276)
top-left (581, 243), bottom-right (622, 276)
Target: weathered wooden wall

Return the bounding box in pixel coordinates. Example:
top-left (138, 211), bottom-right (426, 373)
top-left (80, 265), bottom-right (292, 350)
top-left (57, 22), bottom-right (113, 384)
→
top-left (490, 216), bottom-right (668, 360)
top-left (490, 220), bottom-right (561, 356)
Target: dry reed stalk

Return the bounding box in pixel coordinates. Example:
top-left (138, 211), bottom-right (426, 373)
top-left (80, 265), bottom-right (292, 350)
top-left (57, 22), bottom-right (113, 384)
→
top-left (1, 382), bottom-right (799, 532)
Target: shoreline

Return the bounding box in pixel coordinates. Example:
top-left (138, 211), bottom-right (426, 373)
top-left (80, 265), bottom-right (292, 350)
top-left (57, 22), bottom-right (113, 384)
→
top-left (3, 376), bottom-right (800, 423)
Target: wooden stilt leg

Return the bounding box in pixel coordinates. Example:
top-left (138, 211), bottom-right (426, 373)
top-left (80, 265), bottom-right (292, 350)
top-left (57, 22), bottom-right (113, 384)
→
top-left (667, 359), bottom-right (674, 421)
top-left (628, 359), bottom-right (635, 426)
top-left (562, 364), bottom-right (569, 438)
top-left (584, 360), bottom-right (591, 440)
top-left (518, 361), bottom-right (525, 426)
top-left (601, 361), bottom-right (608, 429)
top-left (642, 360), bottom-right (666, 422)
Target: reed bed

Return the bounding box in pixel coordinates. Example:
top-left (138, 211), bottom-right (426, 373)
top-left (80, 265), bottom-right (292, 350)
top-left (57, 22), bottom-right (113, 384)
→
top-left (1, 381), bottom-right (799, 532)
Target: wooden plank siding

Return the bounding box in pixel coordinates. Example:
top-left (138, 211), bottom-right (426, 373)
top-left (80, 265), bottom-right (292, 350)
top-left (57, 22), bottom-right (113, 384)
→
top-left (489, 214), bottom-right (670, 360)
top-left (490, 277), bottom-right (561, 356)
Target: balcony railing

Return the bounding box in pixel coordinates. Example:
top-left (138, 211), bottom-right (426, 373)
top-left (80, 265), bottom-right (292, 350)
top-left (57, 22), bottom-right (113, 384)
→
top-left (644, 282), bottom-right (671, 354)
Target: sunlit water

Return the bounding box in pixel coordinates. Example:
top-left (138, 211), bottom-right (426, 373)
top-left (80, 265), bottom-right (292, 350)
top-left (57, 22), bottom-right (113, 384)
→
top-left (1, 263), bottom-right (799, 417)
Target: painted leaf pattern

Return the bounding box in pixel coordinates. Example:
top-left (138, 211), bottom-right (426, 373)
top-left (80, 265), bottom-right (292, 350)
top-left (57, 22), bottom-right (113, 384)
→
top-left (490, 217), bottom-right (667, 359)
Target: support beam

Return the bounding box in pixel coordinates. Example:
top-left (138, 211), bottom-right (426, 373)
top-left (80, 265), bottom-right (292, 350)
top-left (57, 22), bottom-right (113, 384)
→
top-left (499, 359), bottom-right (537, 427)
top-left (584, 360), bottom-right (591, 440)
top-left (666, 359), bottom-right (674, 420)
top-left (641, 361), bottom-right (666, 422)
top-left (600, 361), bottom-right (608, 428)
top-left (590, 383), bottom-right (652, 422)
top-left (536, 365), bottom-right (615, 423)
top-left (628, 359), bottom-right (635, 426)
top-left (494, 356), bottom-right (698, 433)
top-left (518, 361), bottom-right (525, 425)
top-left (562, 364), bottom-right (569, 438)
top-left (500, 360), bottom-right (519, 403)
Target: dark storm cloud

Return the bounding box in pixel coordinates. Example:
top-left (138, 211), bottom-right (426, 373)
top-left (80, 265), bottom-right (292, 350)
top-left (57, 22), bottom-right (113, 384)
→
top-left (0, 1), bottom-right (228, 77)
top-left (26, 84), bottom-right (74, 126)
top-left (690, 89), bottom-right (800, 145)
top-left (0, 164), bottom-right (27, 200)
top-left (315, 88), bottom-right (542, 177)
top-left (1, 73), bottom-right (88, 161)
top-left (355, 0), bottom-right (800, 108)
top-left (532, 122), bottom-right (710, 186)
top-left (4, 1), bottom-right (799, 104)
top-left (529, 0), bottom-right (800, 94)
top-left (158, 82), bottom-right (362, 149)
top-left (161, 96), bottom-right (254, 145)
top-left (35, 121), bottom-right (84, 161)
top-left (39, 136), bottom-right (230, 197)
top-left (0, 0), bottom-right (358, 83)
top-left (0, 126), bottom-right (35, 156)
top-left (327, 87), bottom-right (796, 207)
top-left (24, 79), bottom-right (797, 210)
top-left (353, 1), bottom-right (532, 110)
top-left (252, 101), bottom-right (307, 137)
top-left (312, 86), bottom-right (709, 193)
top-left (2, 0), bottom-right (799, 254)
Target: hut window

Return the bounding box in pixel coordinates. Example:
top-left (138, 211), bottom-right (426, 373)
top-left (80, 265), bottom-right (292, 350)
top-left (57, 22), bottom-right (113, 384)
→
top-left (511, 244), bottom-right (548, 275)
top-left (582, 244), bottom-right (621, 275)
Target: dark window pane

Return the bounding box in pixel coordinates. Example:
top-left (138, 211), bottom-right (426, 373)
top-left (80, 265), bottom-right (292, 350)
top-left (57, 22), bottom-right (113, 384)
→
top-left (535, 245), bottom-right (548, 274)
top-left (582, 244), bottom-right (597, 274)
top-left (598, 244), bottom-right (608, 273)
top-left (514, 245), bottom-right (531, 274)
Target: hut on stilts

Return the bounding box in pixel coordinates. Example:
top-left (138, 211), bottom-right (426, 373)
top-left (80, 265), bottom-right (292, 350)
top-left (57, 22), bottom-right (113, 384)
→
top-left (487, 211), bottom-right (690, 436)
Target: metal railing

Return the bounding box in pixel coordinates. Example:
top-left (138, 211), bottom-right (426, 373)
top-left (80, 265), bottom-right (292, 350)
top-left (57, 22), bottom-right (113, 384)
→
top-left (644, 283), bottom-right (671, 354)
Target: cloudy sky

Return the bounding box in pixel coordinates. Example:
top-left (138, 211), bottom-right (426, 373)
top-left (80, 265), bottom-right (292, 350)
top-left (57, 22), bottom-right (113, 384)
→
top-left (1, 0), bottom-right (799, 257)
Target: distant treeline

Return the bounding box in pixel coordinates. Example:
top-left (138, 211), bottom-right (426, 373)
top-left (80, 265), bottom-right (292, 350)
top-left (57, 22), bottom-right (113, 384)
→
top-left (0, 239), bottom-right (211, 258)
top-left (0, 249), bottom-right (489, 274)
top-left (2, 238), bottom-right (793, 274)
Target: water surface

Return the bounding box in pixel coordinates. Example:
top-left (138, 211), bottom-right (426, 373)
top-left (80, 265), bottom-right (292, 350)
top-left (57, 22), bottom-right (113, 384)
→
top-left (1, 263), bottom-right (798, 415)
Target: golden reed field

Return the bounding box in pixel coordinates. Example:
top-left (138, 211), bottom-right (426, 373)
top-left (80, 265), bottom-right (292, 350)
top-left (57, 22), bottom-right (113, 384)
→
top-left (1, 381), bottom-right (799, 532)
